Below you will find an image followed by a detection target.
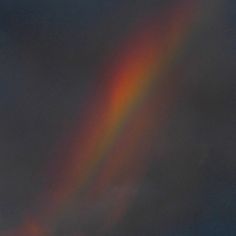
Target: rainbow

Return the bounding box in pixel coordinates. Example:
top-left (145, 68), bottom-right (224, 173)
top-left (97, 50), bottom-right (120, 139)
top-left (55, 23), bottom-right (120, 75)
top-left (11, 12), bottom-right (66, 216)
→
top-left (4, 1), bottom-right (204, 235)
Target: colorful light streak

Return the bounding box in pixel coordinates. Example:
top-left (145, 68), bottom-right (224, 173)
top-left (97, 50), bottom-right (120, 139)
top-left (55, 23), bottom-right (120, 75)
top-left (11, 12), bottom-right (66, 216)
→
top-left (4, 0), bottom-right (203, 235)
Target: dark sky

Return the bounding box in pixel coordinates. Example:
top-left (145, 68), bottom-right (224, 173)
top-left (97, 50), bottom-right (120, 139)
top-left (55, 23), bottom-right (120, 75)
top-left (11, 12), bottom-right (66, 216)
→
top-left (0, 0), bottom-right (235, 235)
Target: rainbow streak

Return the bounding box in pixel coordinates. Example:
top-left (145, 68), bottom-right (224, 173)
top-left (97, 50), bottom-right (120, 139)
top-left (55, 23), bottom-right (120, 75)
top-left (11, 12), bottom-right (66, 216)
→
top-left (4, 1), bottom-right (203, 235)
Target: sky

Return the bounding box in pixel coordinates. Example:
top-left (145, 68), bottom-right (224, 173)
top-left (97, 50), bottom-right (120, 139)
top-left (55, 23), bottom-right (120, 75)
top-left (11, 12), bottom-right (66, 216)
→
top-left (0, 0), bottom-right (235, 235)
